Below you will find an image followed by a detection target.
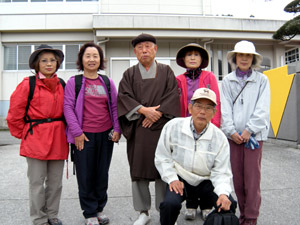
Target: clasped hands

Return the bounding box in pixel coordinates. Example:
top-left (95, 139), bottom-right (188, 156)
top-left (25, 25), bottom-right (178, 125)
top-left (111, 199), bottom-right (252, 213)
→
top-left (231, 129), bottom-right (251, 145)
top-left (138, 105), bottom-right (162, 128)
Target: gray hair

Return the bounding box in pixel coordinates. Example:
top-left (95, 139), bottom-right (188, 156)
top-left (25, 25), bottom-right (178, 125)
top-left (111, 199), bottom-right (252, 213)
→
top-left (227, 53), bottom-right (262, 71)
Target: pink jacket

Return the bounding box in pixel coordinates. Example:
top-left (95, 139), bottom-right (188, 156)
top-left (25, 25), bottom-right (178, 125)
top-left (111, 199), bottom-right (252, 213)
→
top-left (176, 71), bottom-right (221, 127)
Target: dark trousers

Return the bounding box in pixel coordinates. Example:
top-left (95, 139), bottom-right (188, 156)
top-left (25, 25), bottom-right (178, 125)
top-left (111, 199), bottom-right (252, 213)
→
top-left (74, 129), bottom-right (114, 219)
top-left (160, 180), bottom-right (236, 225)
top-left (185, 181), bottom-right (213, 210)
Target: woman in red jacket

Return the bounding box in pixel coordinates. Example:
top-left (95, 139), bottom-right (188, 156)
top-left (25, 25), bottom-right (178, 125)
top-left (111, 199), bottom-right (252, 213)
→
top-left (6, 45), bottom-right (68, 225)
top-left (176, 43), bottom-right (221, 221)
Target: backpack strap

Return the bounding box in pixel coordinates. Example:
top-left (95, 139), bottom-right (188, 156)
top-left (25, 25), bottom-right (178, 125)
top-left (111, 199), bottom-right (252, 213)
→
top-left (58, 77), bottom-right (66, 89)
top-left (23, 75), bottom-right (65, 139)
top-left (99, 74), bottom-right (111, 104)
top-left (74, 74), bottom-right (111, 102)
top-left (75, 74), bottom-right (83, 101)
top-left (25, 76), bottom-right (36, 115)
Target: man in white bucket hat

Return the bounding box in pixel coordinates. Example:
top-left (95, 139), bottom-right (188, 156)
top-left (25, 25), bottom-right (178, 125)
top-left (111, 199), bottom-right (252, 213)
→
top-left (155, 88), bottom-right (237, 225)
top-left (221, 40), bottom-right (270, 225)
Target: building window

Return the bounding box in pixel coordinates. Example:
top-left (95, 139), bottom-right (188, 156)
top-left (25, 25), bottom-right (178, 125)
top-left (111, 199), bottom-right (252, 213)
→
top-left (4, 46), bottom-right (17, 70)
top-left (3, 44), bottom-right (81, 70)
top-left (65, 45), bottom-right (80, 69)
top-left (0, 0), bottom-right (96, 2)
top-left (261, 57), bottom-right (271, 71)
top-left (18, 46), bottom-right (31, 70)
top-left (30, 0), bottom-right (63, 2)
top-left (285, 48), bottom-right (299, 64)
top-left (217, 50), bottom-right (223, 80)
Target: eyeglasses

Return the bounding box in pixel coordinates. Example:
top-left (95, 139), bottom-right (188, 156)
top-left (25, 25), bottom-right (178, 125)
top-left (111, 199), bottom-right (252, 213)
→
top-left (193, 103), bottom-right (215, 112)
top-left (40, 59), bottom-right (57, 64)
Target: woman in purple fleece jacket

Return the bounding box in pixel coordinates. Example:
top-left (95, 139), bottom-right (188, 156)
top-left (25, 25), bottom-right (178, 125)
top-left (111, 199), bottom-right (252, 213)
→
top-left (63, 42), bottom-right (120, 225)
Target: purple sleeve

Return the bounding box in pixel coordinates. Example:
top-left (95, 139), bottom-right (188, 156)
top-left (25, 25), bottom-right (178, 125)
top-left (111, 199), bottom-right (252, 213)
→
top-left (63, 77), bottom-right (83, 140)
top-left (109, 78), bottom-right (121, 134)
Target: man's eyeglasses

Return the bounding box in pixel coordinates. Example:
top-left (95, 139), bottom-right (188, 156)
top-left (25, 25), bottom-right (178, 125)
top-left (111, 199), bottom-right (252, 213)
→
top-left (193, 103), bottom-right (215, 112)
top-left (40, 59), bottom-right (57, 64)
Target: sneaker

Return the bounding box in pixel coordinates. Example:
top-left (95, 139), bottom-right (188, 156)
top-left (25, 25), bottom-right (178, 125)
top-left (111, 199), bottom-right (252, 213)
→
top-left (48, 218), bottom-right (63, 225)
top-left (184, 208), bottom-right (197, 220)
top-left (97, 212), bottom-right (110, 225)
top-left (133, 212), bottom-right (150, 225)
top-left (85, 217), bottom-right (99, 225)
top-left (201, 208), bottom-right (213, 220)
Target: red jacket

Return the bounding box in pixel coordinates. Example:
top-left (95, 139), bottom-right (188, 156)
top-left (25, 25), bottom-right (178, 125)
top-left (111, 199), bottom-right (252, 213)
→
top-left (176, 71), bottom-right (221, 127)
top-left (6, 75), bottom-right (69, 160)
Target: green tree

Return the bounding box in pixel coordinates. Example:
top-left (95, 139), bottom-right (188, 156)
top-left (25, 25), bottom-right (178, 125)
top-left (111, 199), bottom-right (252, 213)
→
top-left (273, 0), bottom-right (300, 41)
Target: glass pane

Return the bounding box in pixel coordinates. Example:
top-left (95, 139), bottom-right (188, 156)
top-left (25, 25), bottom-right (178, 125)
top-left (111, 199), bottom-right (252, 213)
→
top-left (48, 0), bottom-right (63, 2)
top-left (4, 46), bottom-right (17, 70)
top-left (66, 0), bottom-right (81, 2)
top-left (31, 0), bottom-right (46, 2)
top-left (0, 0), bottom-right (12, 2)
top-left (18, 46), bottom-right (31, 70)
top-left (12, 0), bottom-right (27, 2)
top-left (65, 45), bottom-right (79, 69)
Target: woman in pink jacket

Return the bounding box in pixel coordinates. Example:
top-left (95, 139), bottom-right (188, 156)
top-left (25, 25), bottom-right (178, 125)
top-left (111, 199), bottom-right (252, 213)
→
top-left (176, 43), bottom-right (221, 221)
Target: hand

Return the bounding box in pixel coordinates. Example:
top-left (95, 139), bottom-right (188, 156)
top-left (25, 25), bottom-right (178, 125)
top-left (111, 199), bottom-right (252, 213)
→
top-left (216, 194), bottom-right (231, 212)
top-left (74, 133), bottom-right (89, 151)
top-left (111, 131), bottom-right (121, 143)
top-left (231, 132), bottom-right (243, 145)
top-left (169, 180), bottom-right (184, 196)
top-left (138, 105), bottom-right (162, 123)
top-left (241, 129), bottom-right (251, 143)
top-left (142, 118), bottom-right (154, 128)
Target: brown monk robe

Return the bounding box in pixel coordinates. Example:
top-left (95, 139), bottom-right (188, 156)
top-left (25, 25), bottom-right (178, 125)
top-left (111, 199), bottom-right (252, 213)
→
top-left (117, 62), bottom-right (180, 181)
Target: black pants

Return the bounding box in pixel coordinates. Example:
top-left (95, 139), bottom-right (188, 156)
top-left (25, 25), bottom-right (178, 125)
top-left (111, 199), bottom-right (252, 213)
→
top-left (159, 180), bottom-right (236, 225)
top-left (185, 179), bottom-right (213, 210)
top-left (74, 129), bottom-right (114, 219)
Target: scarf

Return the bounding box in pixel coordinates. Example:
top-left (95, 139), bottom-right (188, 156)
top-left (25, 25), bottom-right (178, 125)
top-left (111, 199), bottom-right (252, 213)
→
top-left (184, 67), bottom-right (202, 80)
top-left (236, 67), bottom-right (252, 78)
top-left (38, 72), bottom-right (58, 93)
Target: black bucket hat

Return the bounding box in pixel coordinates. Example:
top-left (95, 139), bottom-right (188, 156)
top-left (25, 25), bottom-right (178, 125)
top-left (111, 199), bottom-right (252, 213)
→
top-left (29, 44), bottom-right (64, 69)
top-left (176, 43), bottom-right (209, 69)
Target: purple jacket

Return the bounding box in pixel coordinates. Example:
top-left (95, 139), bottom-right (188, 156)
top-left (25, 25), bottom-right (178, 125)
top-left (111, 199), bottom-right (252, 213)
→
top-left (63, 75), bottom-right (121, 144)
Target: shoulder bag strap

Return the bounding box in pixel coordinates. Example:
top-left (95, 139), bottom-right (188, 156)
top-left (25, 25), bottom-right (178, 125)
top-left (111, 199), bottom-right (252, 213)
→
top-left (233, 81), bottom-right (249, 105)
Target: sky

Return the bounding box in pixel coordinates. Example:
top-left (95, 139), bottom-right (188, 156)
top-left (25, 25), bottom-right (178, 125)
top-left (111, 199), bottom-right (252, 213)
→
top-left (212, 0), bottom-right (296, 20)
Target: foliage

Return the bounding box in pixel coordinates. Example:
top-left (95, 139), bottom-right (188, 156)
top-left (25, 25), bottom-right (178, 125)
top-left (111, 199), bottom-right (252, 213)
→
top-left (273, 0), bottom-right (300, 41)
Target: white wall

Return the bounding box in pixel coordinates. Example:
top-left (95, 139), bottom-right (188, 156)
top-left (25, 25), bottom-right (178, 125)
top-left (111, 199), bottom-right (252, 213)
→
top-left (100, 0), bottom-right (211, 15)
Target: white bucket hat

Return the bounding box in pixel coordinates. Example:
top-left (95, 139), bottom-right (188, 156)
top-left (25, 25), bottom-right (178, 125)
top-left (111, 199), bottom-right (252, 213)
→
top-left (191, 88), bottom-right (217, 105)
top-left (227, 40), bottom-right (262, 70)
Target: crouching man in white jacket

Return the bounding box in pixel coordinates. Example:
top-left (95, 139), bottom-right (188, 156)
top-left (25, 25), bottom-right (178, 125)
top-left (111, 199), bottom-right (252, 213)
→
top-left (155, 88), bottom-right (236, 225)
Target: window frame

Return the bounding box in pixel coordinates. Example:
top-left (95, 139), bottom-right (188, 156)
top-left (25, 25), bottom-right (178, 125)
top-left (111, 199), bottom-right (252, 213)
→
top-left (3, 43), bottom-right (81, 71)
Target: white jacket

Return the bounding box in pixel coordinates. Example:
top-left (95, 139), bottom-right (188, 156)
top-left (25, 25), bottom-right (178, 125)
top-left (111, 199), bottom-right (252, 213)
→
top-left (155, 117), bottom-right (232, 197)
top-left (220, 71), bottom-right (270, 141)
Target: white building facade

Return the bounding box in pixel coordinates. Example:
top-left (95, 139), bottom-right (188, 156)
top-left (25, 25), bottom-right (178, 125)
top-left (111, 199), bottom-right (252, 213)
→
top-left (1, 0), bottom-right (300, 126)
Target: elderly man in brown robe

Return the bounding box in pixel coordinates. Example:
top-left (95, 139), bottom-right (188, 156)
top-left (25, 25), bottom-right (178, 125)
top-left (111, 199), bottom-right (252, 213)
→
top-left (117, 33), bottom-right (180, 225)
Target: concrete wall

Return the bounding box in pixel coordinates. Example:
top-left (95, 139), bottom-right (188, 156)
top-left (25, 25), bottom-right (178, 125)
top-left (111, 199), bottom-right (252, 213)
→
top-left (269, 72), bottom-right (300, 144)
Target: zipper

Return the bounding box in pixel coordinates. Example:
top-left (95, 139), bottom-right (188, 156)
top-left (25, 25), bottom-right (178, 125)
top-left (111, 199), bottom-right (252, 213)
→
top-left (192, 139), bottom-right (197, 172)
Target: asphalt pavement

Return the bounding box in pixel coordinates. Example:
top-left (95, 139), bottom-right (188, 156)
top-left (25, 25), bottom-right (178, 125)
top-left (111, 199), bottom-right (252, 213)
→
top-left (0, 130), bottom-right (300, 225)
